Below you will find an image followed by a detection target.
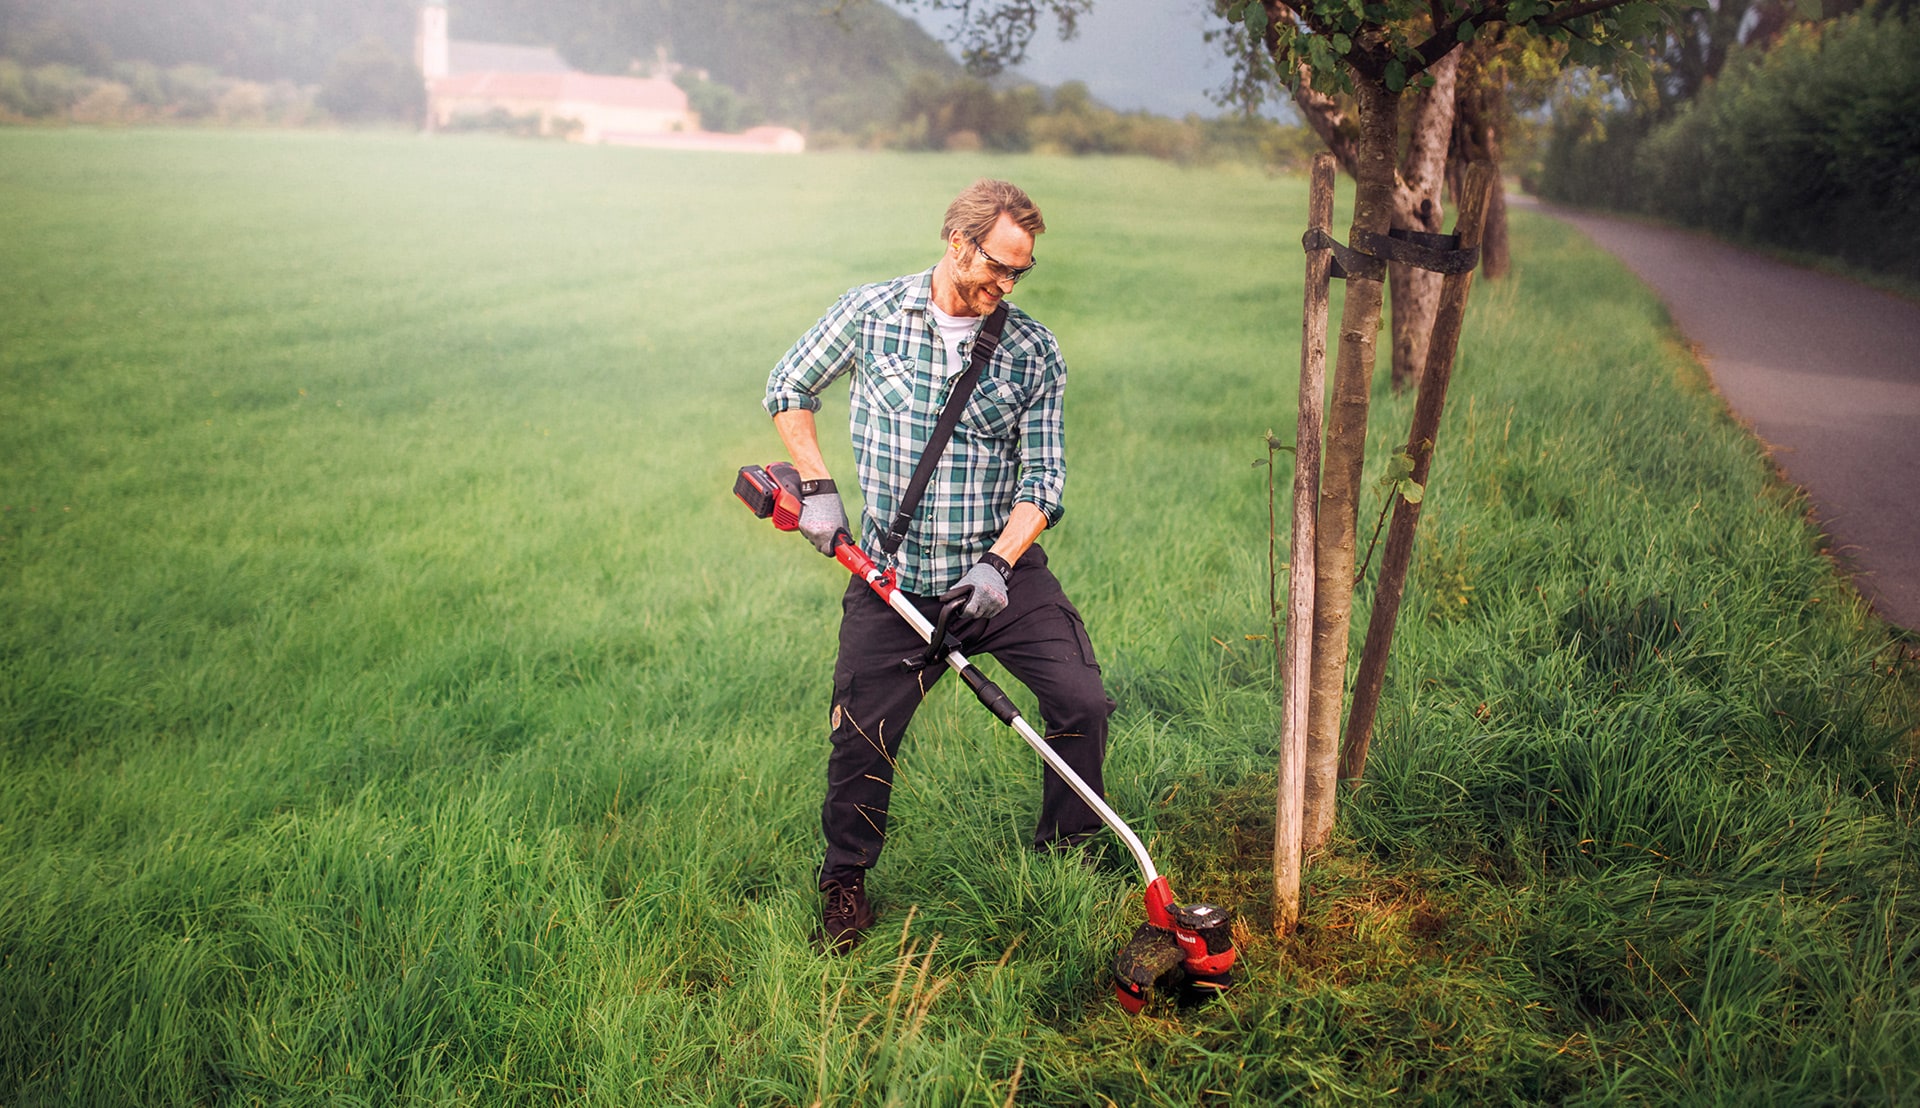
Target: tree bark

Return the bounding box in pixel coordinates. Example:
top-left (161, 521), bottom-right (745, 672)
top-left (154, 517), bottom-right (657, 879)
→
top-left (1276, 154), bottom-right (1335, 935)
top-left (1387, 49), bottom-right (1460, 392)
top-left (1447, 40), bottom-right (1510, 279)
top-left (1291, 57), bottom-right (1459, 394)
top-left (1292, 70), bottom-right (1359, 170)
top-left (1302, 76), bottom-right (1398, 852)
top-left (1340, 162), bottom-right (1497, 782)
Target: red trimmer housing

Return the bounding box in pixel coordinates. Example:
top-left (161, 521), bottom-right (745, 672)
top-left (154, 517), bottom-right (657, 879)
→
top-left (735, 462), bottom-right (1237, 1013)
top-left (734, 462), bottom-right (804, 532)
top-left (1110, 875), bottom-right (1237, 1013)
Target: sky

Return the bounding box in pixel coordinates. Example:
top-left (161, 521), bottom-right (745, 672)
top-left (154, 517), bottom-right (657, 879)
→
top-left (886, 0), bottom-right (1236, 118)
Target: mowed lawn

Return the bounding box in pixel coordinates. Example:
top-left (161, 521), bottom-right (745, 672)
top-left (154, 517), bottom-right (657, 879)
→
top-left (2, 129), bottom-right (1915, 1105)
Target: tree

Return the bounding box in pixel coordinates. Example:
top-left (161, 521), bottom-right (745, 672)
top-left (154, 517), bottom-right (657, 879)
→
top-left (1443, 32), bottom-right (1569, 280)
top-left (317, 37), bottom-right (423, 124)
top-left (674, 70), bottom-right (759, 134)
top-left (894, 0), bottom-right (1686, 933)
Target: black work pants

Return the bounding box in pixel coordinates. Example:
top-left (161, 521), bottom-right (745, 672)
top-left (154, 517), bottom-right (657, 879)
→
top-left (819, 544), bottom-right (1115, 887)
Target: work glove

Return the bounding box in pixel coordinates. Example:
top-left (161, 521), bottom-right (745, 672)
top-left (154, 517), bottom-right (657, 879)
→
top-left (941, 554), bottom-right (1012, 622)
top-left (797, 482), bottom-right (849, 556)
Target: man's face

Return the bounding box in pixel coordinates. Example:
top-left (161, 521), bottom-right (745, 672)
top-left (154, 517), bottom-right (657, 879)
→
top-left (949, 213), bottom-right (1035, 317)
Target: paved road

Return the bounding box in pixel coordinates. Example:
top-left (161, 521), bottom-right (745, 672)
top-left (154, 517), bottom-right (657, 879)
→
top-left (1537, 203), bottom-right (1920, 633)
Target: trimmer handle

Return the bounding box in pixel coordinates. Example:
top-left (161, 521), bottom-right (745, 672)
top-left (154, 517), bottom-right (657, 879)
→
top-left (910, 592), bottom-right (971, 671)
top-left (736, 463), bottom-right (861, 563)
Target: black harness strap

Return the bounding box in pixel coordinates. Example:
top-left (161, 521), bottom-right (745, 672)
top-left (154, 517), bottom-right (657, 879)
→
top-left (879, 302), bottom-right (1009, 558)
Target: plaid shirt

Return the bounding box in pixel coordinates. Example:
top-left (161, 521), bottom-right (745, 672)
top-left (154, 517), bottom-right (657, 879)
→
top-left (765, 268), bottom-right (1068, 596)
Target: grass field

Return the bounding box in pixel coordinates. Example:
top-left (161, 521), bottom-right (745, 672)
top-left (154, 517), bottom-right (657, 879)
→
top-left (2, 128), bottom-right (1916, 1105)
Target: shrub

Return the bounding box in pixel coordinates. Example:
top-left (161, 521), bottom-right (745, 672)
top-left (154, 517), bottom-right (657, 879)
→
top-left (1537, 9), bottom-right (1920, 280)
top-left (317, 38), bottom-right (424, 124)
top-left (0, 61), bottom-right (91, 118)
top-left (673, 71), bottom-right (759, 134)
top-left (68, 80), bottom-right (131, 124)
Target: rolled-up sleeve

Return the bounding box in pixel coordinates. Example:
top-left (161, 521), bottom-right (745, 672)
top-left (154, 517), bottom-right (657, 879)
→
top-left (765, 290), bottom-right (861, 416)
top-left (1013, 342), bottom-right (1068, 527)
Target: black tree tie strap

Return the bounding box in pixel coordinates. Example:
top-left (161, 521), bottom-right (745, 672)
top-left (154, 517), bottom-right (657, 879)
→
top-left (1302, 226), bottom-right (1481, 281)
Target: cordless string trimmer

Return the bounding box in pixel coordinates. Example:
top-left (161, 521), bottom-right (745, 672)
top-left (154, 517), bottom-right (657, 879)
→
top-left (734, 460), bottom-right (1237, 1012)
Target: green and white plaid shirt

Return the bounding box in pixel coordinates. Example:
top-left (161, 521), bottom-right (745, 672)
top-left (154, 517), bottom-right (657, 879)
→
top-left (765, 268), bottom-right (1068, 596)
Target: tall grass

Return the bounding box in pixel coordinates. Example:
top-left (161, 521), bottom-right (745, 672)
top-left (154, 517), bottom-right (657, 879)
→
top-left (2, 129), bottom-right (1914, 1104)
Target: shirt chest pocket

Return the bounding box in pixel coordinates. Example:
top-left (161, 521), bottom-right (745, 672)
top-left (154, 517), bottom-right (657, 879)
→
top-left (960, 375), bottom-right (1029, 439)
top-left (863, 352), bottom-right (917, 413)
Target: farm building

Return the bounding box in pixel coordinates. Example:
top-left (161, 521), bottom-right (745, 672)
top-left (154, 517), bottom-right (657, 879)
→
top-left (413, 2), bottom-right (802, 152)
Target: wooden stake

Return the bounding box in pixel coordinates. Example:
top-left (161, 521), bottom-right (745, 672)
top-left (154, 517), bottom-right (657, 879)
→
top-left (1340, 162), bottom-right (1497, 782)
top-left (1275, 154), bottom-right (1336, 935)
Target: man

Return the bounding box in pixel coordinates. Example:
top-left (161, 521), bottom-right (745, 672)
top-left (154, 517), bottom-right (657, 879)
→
top-left (764, 179), bottom-right (1115, 953)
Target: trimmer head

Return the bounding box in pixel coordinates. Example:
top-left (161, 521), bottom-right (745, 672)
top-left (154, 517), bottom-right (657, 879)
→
top-left (1112, 878), bottom-right (1238, 1013)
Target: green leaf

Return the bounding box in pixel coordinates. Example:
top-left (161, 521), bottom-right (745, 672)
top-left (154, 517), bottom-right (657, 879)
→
top-left (1308, 34), bottom-right (1336, 75)
top-left (1401, 481), bottom-right (1425, 505)
top-left (1456, 20), bottom-right (1475, 42)
top-left (1225, 1), bottom-right (1246, 23)
top-left (1245, 2), bottom-right (1269, 36)
top-left (1330, 32), bottom-right (1352, 53)
top-left (1384, 57), bottom-right (1407, 93)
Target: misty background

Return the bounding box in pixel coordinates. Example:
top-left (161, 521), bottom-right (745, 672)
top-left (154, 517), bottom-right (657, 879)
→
top-left (883, 0), bottom-right (1234, 118)
top-left (0, 0), bottom-right (1244, 126)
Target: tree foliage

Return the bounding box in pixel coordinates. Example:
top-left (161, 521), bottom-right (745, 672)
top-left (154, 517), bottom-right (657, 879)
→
top-left (317, 36), bottom-right (423, 123)
top-left (673, 69), bottom-right (758, 134)
top-left (1540, 7), bottom-right (1920, 281)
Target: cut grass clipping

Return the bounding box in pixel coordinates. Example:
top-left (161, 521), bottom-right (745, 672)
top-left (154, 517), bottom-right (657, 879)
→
top-left (2, 130), bottom-right (1916, 1104)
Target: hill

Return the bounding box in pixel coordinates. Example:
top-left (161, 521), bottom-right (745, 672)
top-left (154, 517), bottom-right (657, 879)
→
top-left (0, 0), bottom-right (961, 129)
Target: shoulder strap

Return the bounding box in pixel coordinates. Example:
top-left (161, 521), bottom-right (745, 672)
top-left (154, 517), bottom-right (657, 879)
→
top-left (879, 303), bottom-right (1009, 557)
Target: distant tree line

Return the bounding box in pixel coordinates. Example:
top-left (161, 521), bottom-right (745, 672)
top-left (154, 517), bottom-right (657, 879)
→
top-left (851, 74), bottom-right (1323, 169)
top-left (1534, 3), bottom-right (1920, 281)
top-left (0, 58), bottom-right (330, 124)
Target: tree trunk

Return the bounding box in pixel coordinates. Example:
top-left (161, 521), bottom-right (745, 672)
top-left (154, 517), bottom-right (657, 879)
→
top-left (1448, 40), bottom-right (1510, 279)
top-left (1302, 76), bottom-right (1398, 852)
top-left (1276, 154), bottom-right (1335, 935)
top-left (1288, 58), bottom-right (1458, 393)
top-left (1387, 49), bottom-right (1460, 392)
top-left (1340, 162), bottom-right (1497, 782)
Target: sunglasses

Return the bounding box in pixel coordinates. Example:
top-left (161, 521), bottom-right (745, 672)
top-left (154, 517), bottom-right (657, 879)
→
top-left (969, 236), bottom-right (1038, 284)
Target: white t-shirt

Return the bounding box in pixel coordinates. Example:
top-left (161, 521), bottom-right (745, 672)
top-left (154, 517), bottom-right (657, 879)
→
top-left (928, 305), bottom-right (981, 379)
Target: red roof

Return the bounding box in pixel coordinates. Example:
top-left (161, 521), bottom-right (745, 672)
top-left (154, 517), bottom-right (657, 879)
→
top-left (431, 72), bottom-right (688, 113)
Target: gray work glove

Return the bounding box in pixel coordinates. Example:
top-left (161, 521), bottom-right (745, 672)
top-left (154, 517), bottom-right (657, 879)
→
top-left (797, 484), bottom-right (850, 556)
top-left (941, 555), bottom-right (1012, 622)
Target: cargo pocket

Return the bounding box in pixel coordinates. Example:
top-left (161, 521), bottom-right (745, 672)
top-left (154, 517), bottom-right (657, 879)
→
top-left (1061, 605), bottom-right (1103, 673)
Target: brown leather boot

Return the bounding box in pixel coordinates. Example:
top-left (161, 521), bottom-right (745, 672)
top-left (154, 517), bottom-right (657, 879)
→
top-left (818, 876), bottom-right (875, 954)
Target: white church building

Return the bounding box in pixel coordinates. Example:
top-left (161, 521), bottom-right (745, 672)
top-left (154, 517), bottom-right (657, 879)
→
top-left (414, 2), bottom-right (803, 153)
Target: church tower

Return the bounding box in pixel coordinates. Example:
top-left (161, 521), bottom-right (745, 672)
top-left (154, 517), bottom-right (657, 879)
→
top-left (416, 1), bottom-right (449, 84)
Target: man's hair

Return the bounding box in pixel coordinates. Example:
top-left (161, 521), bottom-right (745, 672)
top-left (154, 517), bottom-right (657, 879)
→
top-left (941, 179), bottom-right (1045, 244)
